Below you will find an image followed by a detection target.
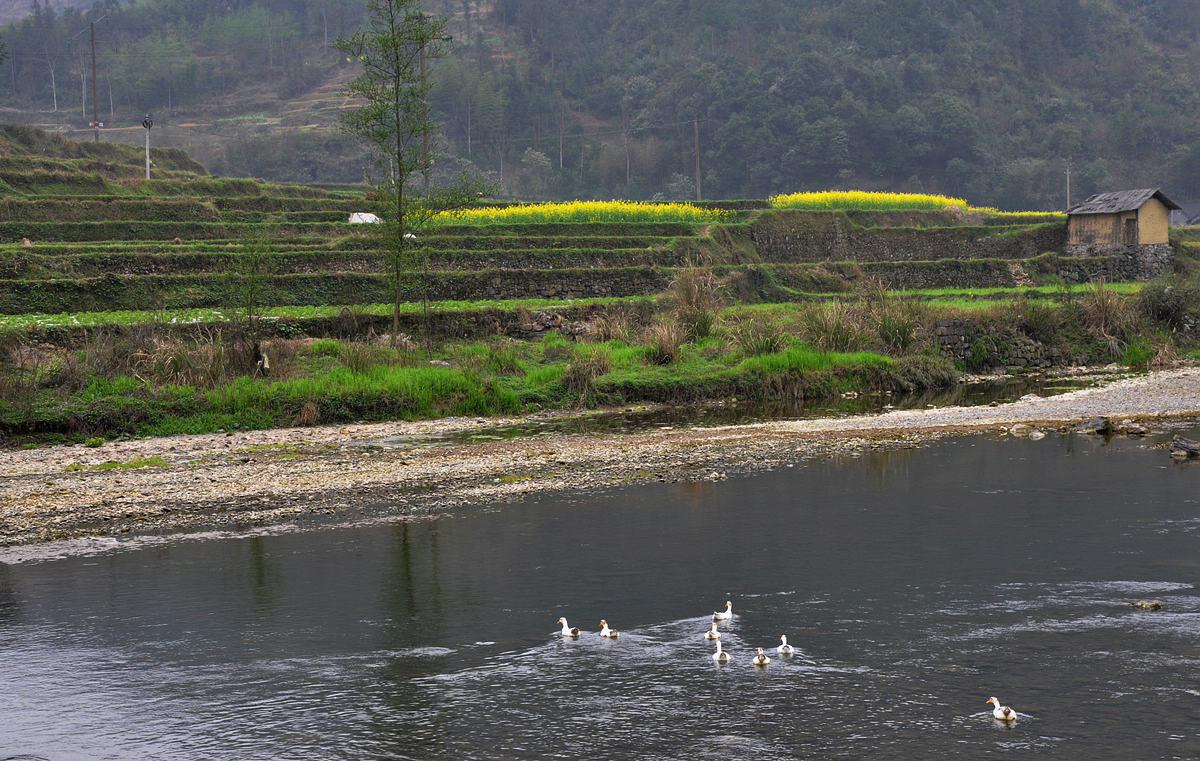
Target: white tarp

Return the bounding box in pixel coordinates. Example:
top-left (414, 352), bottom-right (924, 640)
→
top-left (348, 212), bottom-right (381, 224)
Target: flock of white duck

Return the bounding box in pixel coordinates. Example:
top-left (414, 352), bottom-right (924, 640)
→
top-left (557, 599), bottom-right (1020, 724)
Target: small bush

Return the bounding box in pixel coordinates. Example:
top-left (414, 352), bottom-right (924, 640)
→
top-left (84, 436), bottom-right (104, 447)
top-left (1138, 276), bottom-right (1200, 329)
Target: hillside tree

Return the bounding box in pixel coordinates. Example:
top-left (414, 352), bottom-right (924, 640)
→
top-left (334, 0), bottom-right (490, 347)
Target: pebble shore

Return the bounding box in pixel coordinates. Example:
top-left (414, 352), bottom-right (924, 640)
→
top-left (2, 367), bottom-right (1198, 548)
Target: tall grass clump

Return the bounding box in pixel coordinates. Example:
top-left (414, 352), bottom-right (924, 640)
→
top-left (729, 321), bottom-right (787, 356)
top-left (668, 266), bottom-right (721, 340)
top-left (1078, 281), bottom-right (1141, 357)
top-left (800, 301), bottom-right (865, 352)
top-left (562, 343), bottom-right (611, 396)
top-left (642, 322), bottom-right (685, 365)
top-left (432, 200), bottom-right (729, 226)
top-left (856, 277), bottom-right (923, 354)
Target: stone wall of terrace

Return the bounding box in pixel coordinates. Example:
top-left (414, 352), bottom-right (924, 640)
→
top-left (749, 210), bottom-right (1067, 263)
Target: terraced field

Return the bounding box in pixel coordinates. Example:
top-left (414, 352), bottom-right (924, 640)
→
top-left (0, 124), bottom-right (1177, 340)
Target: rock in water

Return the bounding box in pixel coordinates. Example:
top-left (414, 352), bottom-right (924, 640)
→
top-left (1169, 435), bottom-right (1200, 459)
top-left (1077, 416), bottom-right (1114, 434)
top-left (1131, 600), bottom-right (1164, 610)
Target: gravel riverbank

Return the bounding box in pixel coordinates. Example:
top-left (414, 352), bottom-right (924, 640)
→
top-left (2, 367), bottom-right (1199, 548)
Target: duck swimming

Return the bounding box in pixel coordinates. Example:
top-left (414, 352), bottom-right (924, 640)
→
top-left (752, 647), bottom-right (771, 667)
top-left (711, 640), bottom-right (731, 663)
top-left (987, 697), bottom-right (1016, 722)
top-left (598, 619), bottom-right (619, 638)
top-left (556, 617), bottom-right (581, 638)
top-left (713, 601), bottom-right (733, 621)
top-left (704, 621), bottom-right (721, 640)
top-left (776, 635), bottom-right (795, 655)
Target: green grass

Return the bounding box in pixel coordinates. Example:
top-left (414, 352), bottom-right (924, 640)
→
top-left (64, 456), bottom-right (170, 471)
top-left (0, 297), bottom-right (640, 331)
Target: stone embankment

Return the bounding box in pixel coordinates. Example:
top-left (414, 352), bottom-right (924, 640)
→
top-left (1, 367), bottom-right (1198, 549)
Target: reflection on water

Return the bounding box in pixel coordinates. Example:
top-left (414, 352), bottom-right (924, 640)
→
top-left (0, 429), bottom-right (1198, 760)
top-left (356, 373), bottom-right (1121, 449)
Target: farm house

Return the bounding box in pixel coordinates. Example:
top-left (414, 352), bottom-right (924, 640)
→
top-left (1066, 188), bottom-right (1180, 247)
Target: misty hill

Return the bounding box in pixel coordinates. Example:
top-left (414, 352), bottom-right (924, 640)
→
top-left (3, 0), bottom-right (1200, 209)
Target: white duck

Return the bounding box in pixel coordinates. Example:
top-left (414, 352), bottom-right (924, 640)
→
top-left (752, 647), bottom-right (771, 667)
top-left (704, 621), bottom-right (721, 640)
top-left (556, 617), bottom-right (580, 638)
top-left (776, 635), bottom-right (795, 655)
top-left (598, 619), bottom-right (619, 639)
top-left (713, 600), bottom-right (733, 621)
top-left (987, 697), bottom-right (1016, 722)
top-left (711, 640), bottom-right (731, 663)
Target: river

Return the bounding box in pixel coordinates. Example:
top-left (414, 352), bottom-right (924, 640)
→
top-left (1, 427), bottom-right (1197, 760)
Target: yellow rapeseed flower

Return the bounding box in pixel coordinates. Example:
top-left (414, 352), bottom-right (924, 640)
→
top-left (433, 200), bottom-right (729, 226)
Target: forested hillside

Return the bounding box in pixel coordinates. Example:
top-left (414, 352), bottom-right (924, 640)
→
top-left (3, 0), bottom-right (1200, 209)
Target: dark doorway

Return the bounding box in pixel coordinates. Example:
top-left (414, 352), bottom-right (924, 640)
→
top-left (1123, 217), bottom-right (1138, 245)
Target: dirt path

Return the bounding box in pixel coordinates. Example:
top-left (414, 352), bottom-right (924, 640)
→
top-left (2, 367), bottom-right (1198, 548)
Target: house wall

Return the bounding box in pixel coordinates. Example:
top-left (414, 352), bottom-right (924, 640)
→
top-left (1137, 198), bottom-right (1170, 244)
top-left (1067, 212), bottom-right (1125, 244)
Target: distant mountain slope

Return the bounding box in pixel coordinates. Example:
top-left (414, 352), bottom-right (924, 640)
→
top-left (3, 0), bottom-right (1200, 209)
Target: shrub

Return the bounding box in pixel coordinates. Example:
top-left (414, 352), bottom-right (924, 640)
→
top-left (1138, 276), bottom-right (1200, 329)
top-left (84, 436), bottom-right (104, 447)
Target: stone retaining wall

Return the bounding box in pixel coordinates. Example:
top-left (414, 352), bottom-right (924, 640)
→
top-left (934, 317), bottom-right (1076, 369)
top-left (750, 210), bottom-right (1066, 263)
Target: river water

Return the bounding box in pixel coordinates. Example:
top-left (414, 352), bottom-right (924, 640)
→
top-left (1, 428), bottom-right (1198, 760)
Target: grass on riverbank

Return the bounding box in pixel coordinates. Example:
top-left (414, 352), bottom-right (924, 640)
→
top-left (1, 271), bottom-right (1195, 443)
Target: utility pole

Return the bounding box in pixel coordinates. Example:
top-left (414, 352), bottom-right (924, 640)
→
top-left (1065, 160), bottom-right (1072, 210)
top-left (694, 112), bottom-right (701, 201)
top-left (90, 22), bottom-right (99, 142)
top-left (420, 40), bottom-right (429, 194)
top-left (142, 114), bottom-right (152, 180)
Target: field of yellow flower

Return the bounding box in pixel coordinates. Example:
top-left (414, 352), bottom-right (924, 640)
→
top-left (769, 190), bottom-right (1064, 217)
top-left (769, 190), bottom-right (971, 211)
top-left (432, 200), bottom-right (730, 225)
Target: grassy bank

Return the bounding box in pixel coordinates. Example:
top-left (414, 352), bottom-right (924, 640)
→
top-left (2, 270), bottom-right (1196, 444)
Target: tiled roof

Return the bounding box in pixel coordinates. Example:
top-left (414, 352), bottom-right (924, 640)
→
top-left (1067, 188), bottom-right (1181, 215)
